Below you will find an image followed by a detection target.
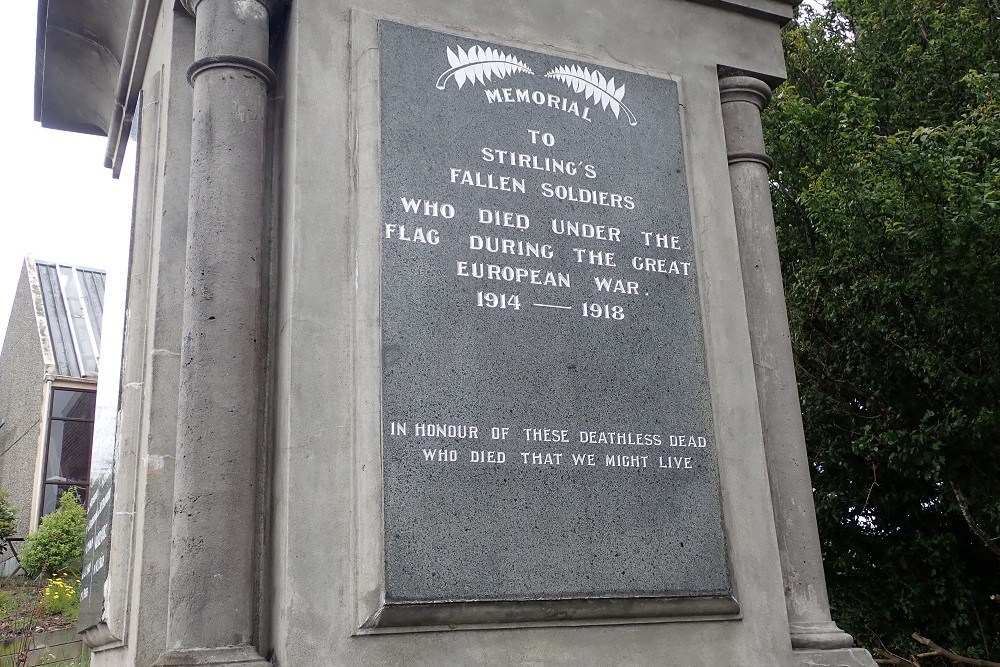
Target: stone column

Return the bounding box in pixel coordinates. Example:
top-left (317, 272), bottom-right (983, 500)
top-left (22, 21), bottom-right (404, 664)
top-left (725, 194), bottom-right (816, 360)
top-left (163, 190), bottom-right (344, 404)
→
top-left (155, 1), bottom-right (277, 665)
top-left (718, 75), bottom-right (861, 654)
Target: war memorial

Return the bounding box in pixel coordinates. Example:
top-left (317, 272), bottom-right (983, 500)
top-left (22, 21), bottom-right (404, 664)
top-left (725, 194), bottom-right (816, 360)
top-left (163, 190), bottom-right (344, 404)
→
top-left (34, 0), bottom-right (879, 664)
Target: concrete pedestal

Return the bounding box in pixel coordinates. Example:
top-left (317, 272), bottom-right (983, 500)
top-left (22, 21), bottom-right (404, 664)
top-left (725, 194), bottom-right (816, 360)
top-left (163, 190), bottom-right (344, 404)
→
top-left (33, 1), bottom-right (880, 666)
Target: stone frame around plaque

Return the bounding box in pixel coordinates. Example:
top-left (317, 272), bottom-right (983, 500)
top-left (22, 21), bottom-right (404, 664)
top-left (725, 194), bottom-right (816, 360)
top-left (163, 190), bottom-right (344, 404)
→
top-left (348, 10), bottom-right (740, 633)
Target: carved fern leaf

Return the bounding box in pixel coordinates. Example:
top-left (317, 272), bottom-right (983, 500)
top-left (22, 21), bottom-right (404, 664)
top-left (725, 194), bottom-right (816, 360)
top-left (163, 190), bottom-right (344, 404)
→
top-left (545, 65), bottom-right (638, 126)
top-left (436, 45), bottom-right (535, 90)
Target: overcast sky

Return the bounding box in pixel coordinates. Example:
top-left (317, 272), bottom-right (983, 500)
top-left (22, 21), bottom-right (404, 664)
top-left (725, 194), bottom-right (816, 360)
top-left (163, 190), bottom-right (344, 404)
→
top-left (0, 4), bottom-right (134, 349)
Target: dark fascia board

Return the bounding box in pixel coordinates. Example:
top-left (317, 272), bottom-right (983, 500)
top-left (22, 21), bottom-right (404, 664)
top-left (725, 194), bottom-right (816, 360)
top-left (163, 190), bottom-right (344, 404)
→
top-left (688, 0), bottom-right (800, 24)
top-left (34, 0), bottom-right (48, 123)
top-left (106, 0), bottom-right (162, 174)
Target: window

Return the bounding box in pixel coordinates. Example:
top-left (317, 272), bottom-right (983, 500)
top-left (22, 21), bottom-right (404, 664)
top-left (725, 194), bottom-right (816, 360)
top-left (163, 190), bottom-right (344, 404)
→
top-left (41, 388), bottom-right (95, 517)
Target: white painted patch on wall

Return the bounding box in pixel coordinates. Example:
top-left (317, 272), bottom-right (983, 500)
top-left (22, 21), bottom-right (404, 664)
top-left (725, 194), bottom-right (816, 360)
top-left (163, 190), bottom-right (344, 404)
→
top-left (145, 454), bottom-right (174, 470)
top-left (235, 0), bottom-right (266, 21)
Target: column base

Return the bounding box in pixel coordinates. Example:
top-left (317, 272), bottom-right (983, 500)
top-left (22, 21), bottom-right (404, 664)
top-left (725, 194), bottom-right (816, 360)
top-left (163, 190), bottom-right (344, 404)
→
top-left (791, 647), bottom-right (878, 667)
top-left (154, 646), bottom-right (269, 666)
top-left (790, 621), bottom-right (857, 650)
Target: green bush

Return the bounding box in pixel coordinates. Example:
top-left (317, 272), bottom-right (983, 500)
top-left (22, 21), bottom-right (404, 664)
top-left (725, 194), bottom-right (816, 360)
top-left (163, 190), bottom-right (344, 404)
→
top-left (20, 492), bottom-right (86, 577)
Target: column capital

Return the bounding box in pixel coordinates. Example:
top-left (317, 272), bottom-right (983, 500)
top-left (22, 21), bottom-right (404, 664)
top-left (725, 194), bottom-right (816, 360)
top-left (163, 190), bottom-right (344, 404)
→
top-left (181, 0), bottom-right (289, 19)
top-left (719, 75), bottom-right (774, 170)
top-left (719, 75), bottom-right (773, 111)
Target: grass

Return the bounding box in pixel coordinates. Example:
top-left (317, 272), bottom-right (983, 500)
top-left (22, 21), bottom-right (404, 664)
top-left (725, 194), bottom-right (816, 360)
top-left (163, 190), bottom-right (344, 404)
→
top-left (0, 576), bottom-right (79, 639)
top-left (0, 574), bottom-right (83, 665)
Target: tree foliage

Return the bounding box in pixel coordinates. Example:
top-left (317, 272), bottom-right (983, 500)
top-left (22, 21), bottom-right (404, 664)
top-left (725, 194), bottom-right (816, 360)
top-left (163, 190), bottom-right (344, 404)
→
top-left (764, 0), bottom-right (1000, 659)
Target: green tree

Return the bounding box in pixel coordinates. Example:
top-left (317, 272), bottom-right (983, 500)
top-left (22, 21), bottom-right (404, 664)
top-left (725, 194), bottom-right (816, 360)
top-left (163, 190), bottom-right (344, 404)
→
top-left (764, 0), bottom-right (1000, 659)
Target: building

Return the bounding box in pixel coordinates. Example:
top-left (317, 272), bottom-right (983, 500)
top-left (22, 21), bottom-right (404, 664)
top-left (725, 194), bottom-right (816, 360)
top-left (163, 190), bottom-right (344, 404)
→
top-left (0, 257), bottom-right (105, 538)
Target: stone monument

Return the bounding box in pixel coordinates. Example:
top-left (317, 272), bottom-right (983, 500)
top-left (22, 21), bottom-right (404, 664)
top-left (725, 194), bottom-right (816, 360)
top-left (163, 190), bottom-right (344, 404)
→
top-left (33, 0), bottom-right (878, 664)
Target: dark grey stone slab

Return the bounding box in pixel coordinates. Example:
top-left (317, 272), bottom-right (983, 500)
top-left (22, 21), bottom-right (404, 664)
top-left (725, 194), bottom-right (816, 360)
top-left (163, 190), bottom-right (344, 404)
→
top-left (79, 467), bottom-right (112, 629)
top-left (378, 20), bottom-right (729, 617)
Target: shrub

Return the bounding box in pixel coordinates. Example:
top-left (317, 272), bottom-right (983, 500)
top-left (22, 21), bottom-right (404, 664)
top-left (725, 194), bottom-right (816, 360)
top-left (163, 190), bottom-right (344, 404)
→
top-left (20, 492), bottom-right (85, 577)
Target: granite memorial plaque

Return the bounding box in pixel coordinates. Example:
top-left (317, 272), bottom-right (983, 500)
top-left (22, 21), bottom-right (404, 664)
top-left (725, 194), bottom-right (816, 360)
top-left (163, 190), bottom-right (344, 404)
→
top-left (377, 20), bottom-right (731, 624)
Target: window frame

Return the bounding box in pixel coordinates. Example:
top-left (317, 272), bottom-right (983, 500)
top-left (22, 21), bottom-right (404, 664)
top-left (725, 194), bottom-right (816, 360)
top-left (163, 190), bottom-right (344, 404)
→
top-left (37, 384), bottom-right (96, 522)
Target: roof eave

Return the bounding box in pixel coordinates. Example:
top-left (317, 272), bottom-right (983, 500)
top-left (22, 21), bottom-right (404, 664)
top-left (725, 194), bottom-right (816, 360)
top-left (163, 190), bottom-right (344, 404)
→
top-left (33, 0), bottom-right (136, 145)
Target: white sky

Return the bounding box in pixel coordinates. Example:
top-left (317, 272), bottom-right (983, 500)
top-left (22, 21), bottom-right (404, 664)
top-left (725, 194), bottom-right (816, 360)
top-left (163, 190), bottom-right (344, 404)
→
top-left (0, 4), bottom-right (134, 349)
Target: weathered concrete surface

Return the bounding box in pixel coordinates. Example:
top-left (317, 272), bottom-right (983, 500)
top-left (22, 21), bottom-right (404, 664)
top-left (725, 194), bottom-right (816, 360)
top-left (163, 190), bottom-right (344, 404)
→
top-left (156, 0), bottom-right (272, 664)
top-left (795, 647), bottom-right (884, 667)
top-left (271, 2), bottom-right (796, 665)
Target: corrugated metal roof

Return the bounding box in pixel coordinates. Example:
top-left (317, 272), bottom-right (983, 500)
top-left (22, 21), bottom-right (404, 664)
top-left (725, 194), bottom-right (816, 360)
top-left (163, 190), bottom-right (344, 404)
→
top-left (34, 260), bottom-right (106, 379)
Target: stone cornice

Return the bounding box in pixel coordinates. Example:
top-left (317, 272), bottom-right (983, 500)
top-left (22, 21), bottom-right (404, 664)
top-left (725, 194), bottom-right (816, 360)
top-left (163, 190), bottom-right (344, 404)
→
top-left (689, 0), bottom-right (799, 24)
